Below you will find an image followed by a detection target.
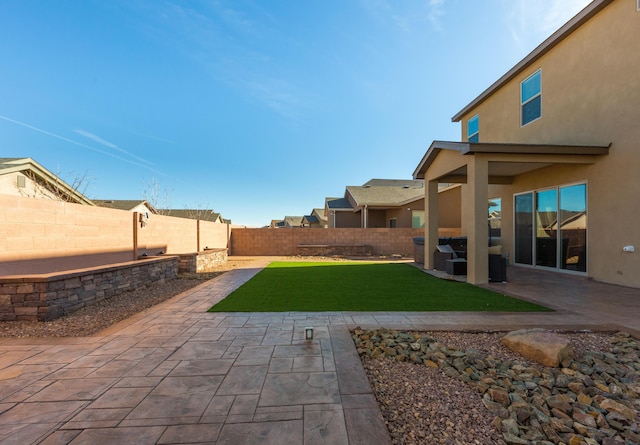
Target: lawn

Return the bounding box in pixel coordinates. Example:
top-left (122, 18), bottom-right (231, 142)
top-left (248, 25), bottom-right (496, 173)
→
top-left (208, 261), bottom-right (550, 312)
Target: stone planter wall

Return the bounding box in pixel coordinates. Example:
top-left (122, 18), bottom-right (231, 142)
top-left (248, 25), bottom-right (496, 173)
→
top-left (178, 249), bottom-right (228, 273)
top-left (0, 256), bottom-right (178, 322)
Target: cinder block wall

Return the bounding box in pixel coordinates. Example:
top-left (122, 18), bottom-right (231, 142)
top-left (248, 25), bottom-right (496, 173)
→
top-left (137, 213), bottom-right (198, 256)
top-left (230, 228), bottom-right (425, 256)
top-left (0, 194), bottom-right (133, 274)
top-left (0, 195), bottom-right (233, 275)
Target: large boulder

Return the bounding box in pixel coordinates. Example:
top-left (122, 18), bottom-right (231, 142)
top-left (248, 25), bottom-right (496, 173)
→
top-left (501, 329), bottom-right (574, 367)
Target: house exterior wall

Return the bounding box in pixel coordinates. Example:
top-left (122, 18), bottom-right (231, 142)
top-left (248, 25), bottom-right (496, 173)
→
top-left (0, 171), bottom-right (63, 201)
top-left (456, 0), bottom-right (640, 287)
top-left (438, 186), bottom-right (461, 229)
top-left (366, 209), bottom-right (387, 228)
top-left (332, 211), bottom-right (361, 228)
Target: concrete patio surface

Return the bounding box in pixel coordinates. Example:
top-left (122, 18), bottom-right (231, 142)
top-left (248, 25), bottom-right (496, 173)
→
top-left (0, 257), bottom-right (638, 444)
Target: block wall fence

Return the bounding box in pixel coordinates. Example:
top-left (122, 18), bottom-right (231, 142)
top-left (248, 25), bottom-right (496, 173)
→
top-left (0, 194), bottom-right (235, 276)
top-left (0, 194), bottom-right (464, 275)
top-left (230, 228), bottom-right (426, 257)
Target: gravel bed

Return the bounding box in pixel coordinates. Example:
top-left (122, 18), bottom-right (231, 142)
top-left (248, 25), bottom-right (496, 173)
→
top-left (356, 329), bottom-right (638, 445)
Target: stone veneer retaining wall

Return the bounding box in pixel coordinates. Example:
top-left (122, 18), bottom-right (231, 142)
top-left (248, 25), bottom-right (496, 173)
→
top-left (0, 256), bottom-right (178, 322)
top-left (178, 249), bottom-right (228, 273)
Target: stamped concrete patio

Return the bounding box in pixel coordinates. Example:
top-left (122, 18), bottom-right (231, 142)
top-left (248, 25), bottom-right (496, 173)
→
top-left (0, 257), bottom-right (638, 444)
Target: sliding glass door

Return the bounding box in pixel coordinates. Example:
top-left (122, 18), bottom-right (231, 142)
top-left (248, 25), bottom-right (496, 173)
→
top-left (559, 184), bottom-right (587, 272)
top-left (515, 193), bottom-right (533, 265)
top-left (514, 184), bottom-right (587, 273)
top-left (536, 189), bottom-right (558, 268)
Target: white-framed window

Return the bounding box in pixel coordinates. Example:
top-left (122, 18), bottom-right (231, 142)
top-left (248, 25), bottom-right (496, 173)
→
top-left (467, 114), bottom-right (479, 143)
top-left (521, 70), bottom-right (541, 126)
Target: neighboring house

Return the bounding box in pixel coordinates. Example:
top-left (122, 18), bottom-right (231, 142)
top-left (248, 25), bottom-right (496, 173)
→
top-left (162, 209), bottom-right (227, 223)
top-left (270, 219), bottom-right (285, 228)
top-left (324, 179), bottom-right (427, 228)
top-left (301, 208), bottom-right (328, 228)
top-left (0, 157), bottom-right (94, 205)
top-left (413, 0), bottom-right (639, 287)
top-left (346, 179), bottom-right (425, 228)
top-left (94, 200), bottom-right (156, 216)
top-left (283, 216), bottom-right (304, 228)
top-left (325, 197), bottom-right (359, 228)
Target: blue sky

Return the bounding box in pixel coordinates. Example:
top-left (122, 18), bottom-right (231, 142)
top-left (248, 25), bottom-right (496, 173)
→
top-left (1, 0), bottom-right (591, 227)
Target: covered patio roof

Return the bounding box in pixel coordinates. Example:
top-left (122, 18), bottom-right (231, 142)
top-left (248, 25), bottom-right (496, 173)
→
top-left (413, 140), bottom-right (610, 285)
top-left (413, 141), bottom-right (610, 184)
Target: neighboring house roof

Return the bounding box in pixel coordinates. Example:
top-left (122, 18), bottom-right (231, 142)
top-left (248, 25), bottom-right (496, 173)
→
top-left (311, 208), bottom-right (327, 223)
top-left (283, 216), bottom-right (304, 227)
top-left (94, 199), bottom-right (157, 213)
top-left (452, 0), bottom-right (613, 122)
top-left (302, 215), bottom-right (319, 224)
top-left (346, 183), bottom-right (424, 208)
top-left (0, 157), bottom-right (94, 205)
top-left (362, 178), bottom-right (424, 188)
top-left (162, 209), bottom-right (225, 223)
top-left (325, 197), bottom-right (353, 210)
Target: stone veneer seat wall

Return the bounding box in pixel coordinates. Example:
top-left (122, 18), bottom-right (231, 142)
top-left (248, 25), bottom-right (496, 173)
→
top-left (0, 256), bottom-right (178, 322)
top-left (178, 249), bottom-right (228, 273)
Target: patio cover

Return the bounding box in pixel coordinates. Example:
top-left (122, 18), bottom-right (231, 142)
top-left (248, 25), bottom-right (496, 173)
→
top-left (412, 141), bottom-right (609, 284)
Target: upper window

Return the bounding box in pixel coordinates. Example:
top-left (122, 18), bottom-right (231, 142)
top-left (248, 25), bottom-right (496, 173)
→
top-left (521, 70), bottom-right (541, 126)
top-left (467, 115), bottom-right (479, 143)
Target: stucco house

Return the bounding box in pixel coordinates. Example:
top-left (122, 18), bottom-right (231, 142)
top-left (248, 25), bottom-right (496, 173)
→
top-left (414, 0), bottom-right (639, 287)
top-left (301, 208), bottom-right (327, 228)
top-left (325, 179), bottom-right (426, 228)
top-left (0, 157), bottom-right (94, 205)
top-left (325, 178), bottom-right (462, 230)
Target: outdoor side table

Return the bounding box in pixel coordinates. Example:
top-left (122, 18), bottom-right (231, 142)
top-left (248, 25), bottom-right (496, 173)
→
top-left (445, 258), bottom-right (467, 275)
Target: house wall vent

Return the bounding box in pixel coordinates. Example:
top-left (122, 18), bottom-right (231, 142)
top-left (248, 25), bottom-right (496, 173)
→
top-left (637, 0), bottom-right (640, 11)
top-left (17, 175), bottom-right (26, 188)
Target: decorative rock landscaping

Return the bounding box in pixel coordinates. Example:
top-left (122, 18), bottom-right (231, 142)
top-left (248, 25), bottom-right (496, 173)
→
top-left (353, 328), bottom-right (640, 445)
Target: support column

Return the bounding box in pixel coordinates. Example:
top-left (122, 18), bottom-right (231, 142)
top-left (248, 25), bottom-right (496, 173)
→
top-left (197, 219), bottom-right (201, 252)
top-left (133, 212), bottom-right (139, 261)
top-left (424, 179), bottom-right (439, 270)
top-left (467, 156), bottom-right (489, 284)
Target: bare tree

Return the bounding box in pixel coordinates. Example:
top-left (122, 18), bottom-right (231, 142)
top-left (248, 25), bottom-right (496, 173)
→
top-left (142, 177), bottom-right (173, 215)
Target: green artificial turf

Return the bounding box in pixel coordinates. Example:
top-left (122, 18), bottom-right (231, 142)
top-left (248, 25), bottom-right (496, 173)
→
top-left (208, 261), bottom-right (551, 312)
